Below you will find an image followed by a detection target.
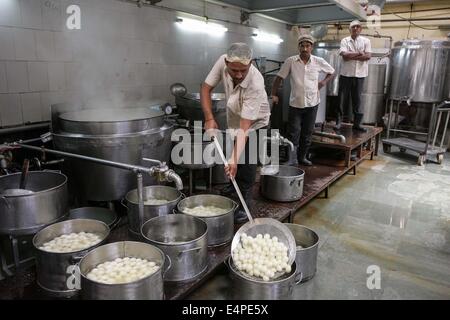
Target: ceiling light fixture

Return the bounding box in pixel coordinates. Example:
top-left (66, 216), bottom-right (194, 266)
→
top-left (252, 30), bottom-right (284, 44)
top-left (176, 17), bottom-right (228, 36)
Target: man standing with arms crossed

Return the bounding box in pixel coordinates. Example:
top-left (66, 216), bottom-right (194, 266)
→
top-left (334, 20), bottom-right (372, 132)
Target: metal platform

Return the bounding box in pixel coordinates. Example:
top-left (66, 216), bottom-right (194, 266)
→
top-left (382, 137), bottom-right (445, 165)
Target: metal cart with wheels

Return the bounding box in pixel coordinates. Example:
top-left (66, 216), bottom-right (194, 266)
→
top-left (382, 100), bottom-right (450, 165)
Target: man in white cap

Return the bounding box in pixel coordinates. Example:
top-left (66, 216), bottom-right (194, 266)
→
top-left (201, 43), bottom-right (270, 223)
top-left (271, 34), bottom-right (335, 166)
top-left (334, 20), bottom-right (372, 132)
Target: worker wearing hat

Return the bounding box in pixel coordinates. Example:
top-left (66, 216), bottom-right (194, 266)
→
top-left (334, 20), bottom-right (372, 132)
top-left (271, 34), bottom-right (335, 166)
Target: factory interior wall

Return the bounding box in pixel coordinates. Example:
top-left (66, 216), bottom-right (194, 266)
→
top-left (323, 0), bottom-right (450, 48)
top-left (0, 0), bottom-right (297, 128)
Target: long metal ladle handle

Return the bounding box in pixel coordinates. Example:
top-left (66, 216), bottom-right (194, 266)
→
top-left (212, 136), bottom-right (253, 224)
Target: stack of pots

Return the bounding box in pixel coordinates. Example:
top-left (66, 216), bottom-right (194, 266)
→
top-left (141, 215), bottom-right (208, 282)
top-left (79, 241), bottom-right (166, 300)
top-left (33, 219), bottom-right (109, 297)
top-left (176, 194), bottom-right (236, 246)
top-left (123, 186), bottom-right (183, 237)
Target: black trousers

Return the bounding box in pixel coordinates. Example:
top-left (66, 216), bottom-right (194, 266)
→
top-left (337, 75), bottom-right (365, 117)
top-left (234, 127), bottom-right (267, 198)
top-left (287, 105), bottom-right (318, 157)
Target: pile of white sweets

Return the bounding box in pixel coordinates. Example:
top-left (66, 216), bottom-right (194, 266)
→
top-left (86, 257), bottom-right (160, 284)
top-left (184, 205), bottom-right (228, 217)
top-left (232, 233), bottom-right (291, 281)
top-left (144, 198), bottom-right (169, 205)
top-left (40, 232), bottom-right (102, 253)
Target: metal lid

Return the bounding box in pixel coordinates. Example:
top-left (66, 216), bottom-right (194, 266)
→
top-left (58, 107), bottom-right (165, 135)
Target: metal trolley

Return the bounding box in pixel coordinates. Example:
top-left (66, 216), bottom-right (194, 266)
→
top-left (382, 100), bottom-right (450, 165)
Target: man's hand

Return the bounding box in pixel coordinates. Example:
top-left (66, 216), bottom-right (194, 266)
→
top-left (271, 95), bottom-right (279, 105)
top-left (318, 81), bottom-right (326, 90)
top-left (225, 162), bottom-right (238, 179)
top-left (204, 118), bottom-right (219, 132)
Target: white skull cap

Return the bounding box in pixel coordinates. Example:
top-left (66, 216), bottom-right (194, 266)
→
top-left (226, 43), bottom-right (253, 65)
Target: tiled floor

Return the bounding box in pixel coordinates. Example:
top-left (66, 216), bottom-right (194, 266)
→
top-left (187, 150), bottom-right (450, 300)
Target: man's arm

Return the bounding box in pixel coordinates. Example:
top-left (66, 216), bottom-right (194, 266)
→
top-left (200, 82), bottom-right (219, 132)
top-left (341, 51), bottom-right (362, 61)
top-left (225, 118), bottom-right (253, 178)
top-left (318, 73), bottom-right (335, 90)
top-left (270, 76), bottom-right (284, 105)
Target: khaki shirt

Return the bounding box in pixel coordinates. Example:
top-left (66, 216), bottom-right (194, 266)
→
top-left (339, 35), bottom-right (372, 78)
top-left (205, 54), bottom-right (270, 132)
top-left (277, 54), bottom-right (335, 108)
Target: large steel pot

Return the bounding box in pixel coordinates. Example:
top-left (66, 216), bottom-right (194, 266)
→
top-left (123, 186), bottom-right (183, 236)
top-left (284, 223), bottom-right (319, 283)
top-left (33, 219), bottom-right (109, 296)
top-left (175, 93), bottom-right (227, 130)
top-left (260, 165), bottom-right (305, 202)
top-left (141, 215), bottom-right (208, 281)
top-left (228, 257), bottom-right (301, 300)
top-left (79, 241), bottom-right (166, 300)
top-left (313, 41), bottom-right (341, 96)
top-left (177, 194), bottom-right (236, 246)
top-left (53, 107), bottom-right (174, 202)
top-left (389, 40), bottom-right (450, 102)
top-left (0, 171), bottom-right (69, 236)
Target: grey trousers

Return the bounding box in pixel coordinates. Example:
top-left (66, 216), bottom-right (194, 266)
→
top-left (287, 105), bottom-right (318, 157)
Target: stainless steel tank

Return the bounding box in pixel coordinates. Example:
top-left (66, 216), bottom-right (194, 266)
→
top-left (361, 63), bottom-right (387, 124)
top-left (53, 107), bottom-right (174, 202)
top-left (389, 40), bottom-right (450, 102)
top-left (313, 41), bottom-right (341, 96)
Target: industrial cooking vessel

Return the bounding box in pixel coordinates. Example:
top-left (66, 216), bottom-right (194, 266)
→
top-left (260, 165), bottom-right (305, 202)
top-left (53, 107), bottom-right (174, 202)
top-left (175, 93), bottom-right (228, 130)
top-left (141, 215), bottom-right (208, 281)
top-left (33, 219), bottom-right (109, 297)
top-left (123, 185), bottom-right (183, 236)
top-left (0, 171), bottom-right (69, 236)
top-left (79, 241), bottom-right (166, 300)
top-left (361, 63), bottom-right (387, 124)
top-left (389, 40), bottom-right (450, 103)
top-left (177, 194), bottom-right (236, 246)
top-left (313, 41), bottom-right (341, 96)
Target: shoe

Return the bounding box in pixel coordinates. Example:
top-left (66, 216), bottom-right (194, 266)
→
top-left (353, 113), bottom-right (367, 132)
top-left (284, 147), bottom-right (299, 166)
top-left (220, 184), bottom-right (236, 196)
top-left (234, 207), bottom-right (249, 224)
top-left (333, 116), bottom-right (342, 130)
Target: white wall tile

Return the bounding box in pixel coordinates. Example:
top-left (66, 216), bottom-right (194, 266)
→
top-left (40, 91), bottom-right (64, 120)
top-left (35, 30), bottom-right (55, 61)
top-left (28, 62), bottom-right (49, 92)
top-left (48, 62), bottom-right (66, 91)
top-left (20, 0), bottom-right (43, 29)
top-left (5, 61), bottom-right (29, 93)
top-left (21, 92), bottom-right (42, 123)
top-left (41, 0), bottom-right (64, 31)
top-left (0, 0), bottom-right (22, 27)
top-left (0, 27), bottom-right (15, 60)
top-left (13, 28), bottom-right (37, 61)
top-left (0, 94), bottom-right (23, 126)
top-left (0, 63), bottom-right (7, 94)
top-left (53, 32), bottom-right (73, 61)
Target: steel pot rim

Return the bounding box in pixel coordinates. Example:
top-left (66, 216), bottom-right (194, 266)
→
top-left (0, 171), bottom-right (68, 198)
top-left (177, 194), bottom-right (237, 218)
top-left (283, 223), bottom-right (320, 251)
top-left (228, 257), bottom-right (296, 284)
top-left (141, 215), bottom-right (208, 246)
top-left (32, 218), bottom-right (110, 254)
top-left (125, 185), bottom-right (182, 207)
top-left (260, 165), bottom-right (305, 180)
top-left (79, 241), bottom-right (166, 287)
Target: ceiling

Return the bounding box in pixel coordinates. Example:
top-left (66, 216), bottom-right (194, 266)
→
top-left (206, 0), bottom-right (369, 25)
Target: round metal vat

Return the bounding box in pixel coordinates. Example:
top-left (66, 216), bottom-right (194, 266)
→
top-left (313, 41), bottom-right (341, 96)
top-left (0, 171), bottom-right (69, 236)
top-left (53, 107), bottom-right (174, 202)
top-left (389, 40), bottom-right (450, 102)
